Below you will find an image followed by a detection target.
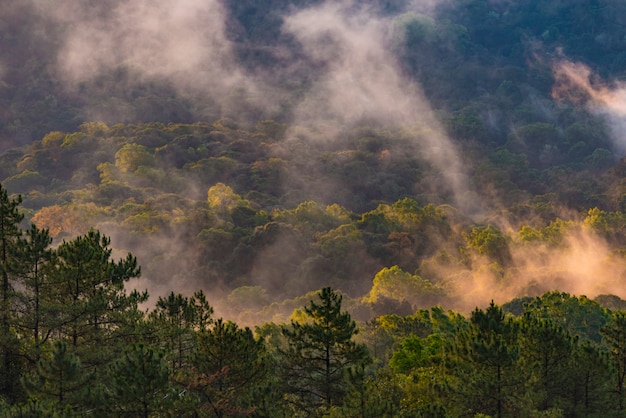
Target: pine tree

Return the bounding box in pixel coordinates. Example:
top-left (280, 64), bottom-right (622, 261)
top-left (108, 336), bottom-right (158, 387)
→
top-left (43, 230), bottom-right (146, 412)
top-left (22, 340), bottom-right (85, 412)
top-left (518, 313), bottom-right (577, 412)
top-left (452, 301), bottom-right (522, 417)
top-left (569, 340), bottom-right (612, 416)
top-left (2, 398), bottom-right (76, 417)
top-left (149, 291), bottom-right (206, 372)
top-left (280, 287), bottom-right (371, 416)
top-left (180, 318), bottom-right (270, 417)
top-left (15, 225), bottom-right (54, 364)
top-left (601, 310), bottom-right (626, 411)
top-left (107, 343), bottom-right (171, 417)
top-left (50, 230), bottom-right (142, 362)
top-left (326, 365), bottom-right (397, 418)
top-left (0, 184), bottom-right (24, 401)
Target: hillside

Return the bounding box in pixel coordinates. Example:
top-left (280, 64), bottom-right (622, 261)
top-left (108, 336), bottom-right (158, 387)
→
top-left (3, 0), bottom-right (626, 315)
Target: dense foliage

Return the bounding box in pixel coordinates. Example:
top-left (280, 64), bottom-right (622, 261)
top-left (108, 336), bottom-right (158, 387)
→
top-left (1, 194), bottom-right (626, 416)
top-left (3, 0), bottom-right (626, 314)
top-left (2, 118), bottom-right (626, 321)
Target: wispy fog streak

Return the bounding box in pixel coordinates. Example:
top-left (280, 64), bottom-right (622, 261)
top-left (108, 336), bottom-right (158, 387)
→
top-left (553, 59), bottom-right (626, 154)
top-left (32, 0), bottom-right (250, 120)
top-left (283, 0), bottom-right (479, 213)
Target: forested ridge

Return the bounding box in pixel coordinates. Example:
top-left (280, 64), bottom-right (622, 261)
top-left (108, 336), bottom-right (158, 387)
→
top-left (1, 192), bottom-right (626, 416)
top-left (4, 0), bottom-right (626, 415)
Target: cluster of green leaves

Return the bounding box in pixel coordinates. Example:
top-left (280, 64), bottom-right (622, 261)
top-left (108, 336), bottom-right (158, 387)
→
top-left (358, 292), bottom-right (626, 417)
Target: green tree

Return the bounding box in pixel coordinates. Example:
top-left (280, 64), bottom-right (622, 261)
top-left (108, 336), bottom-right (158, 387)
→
top-left (107, 343), bottom-right (171, 417)
top-left (273, 200), bottom-right (344, 239)
top-left (584, 207), bottom-right (626, 245)
top-left (569, 340), bottom-right (612, 416)
top-left (1, 398), bottom-right (76, 417)
top-left (207, 183), bottom-right (244, 221)
top-left (22, 340), bottom-right (84, 412)
top-left (316, 224), bottom-right (371, 286)
top-left (114, 143), bottom-right (154, 173)
top-left (389, 333), bottom-right (443, 375)
top-left (0, 184), bottom-right (24, 401)
top-left (38, 230), bottom-right (147, 413)
top-left (601, 310), bottom-right (626, 411)
top-left (364, 266), bottom-right (442, 310)
top-left (16, 225), bottom-right (53, 364)
top-left (149, 291), bottom-right (213, 372)
top-left (518, 313), bottom-right (576, 412)
top-left (524, 292), bottom-right (608, 343)
top-left (325, 365), bottom-right (396, 418)
top-left (507, 123), bottom-right (561, 167)
top-left (49, 230), bottom-right (144, 367)
top-left (464, 224), bottom-right (512, 265)
top-left (180, 319), bottom-right (270, 417)
top-left (280, 287), bottom-right (371, 416)
top-left (453, 302), bottom-right (522, 417)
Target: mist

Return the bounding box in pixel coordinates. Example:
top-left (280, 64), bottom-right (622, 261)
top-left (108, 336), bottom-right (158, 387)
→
top-left (281, 1), bottom-right (480, 214)
top-left (9, 1), bottom-right (626, 322)
top-left (30, 0), bottom-right (263, 123)
top-left (28, 0), bottom-right (476, 209)
top-left (552, 58), bottom-right (626, 155)
top-left (213, 222), bottom-right (626, 325)
top-left (449, 227), bottom-right (626, 313)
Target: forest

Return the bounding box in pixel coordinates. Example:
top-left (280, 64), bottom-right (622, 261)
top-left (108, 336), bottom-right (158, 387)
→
top-left (4, 0), bottom-right (626, 416)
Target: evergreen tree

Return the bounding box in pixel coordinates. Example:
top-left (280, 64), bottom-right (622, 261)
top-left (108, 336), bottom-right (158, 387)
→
top-left (107, 343), bottom-right (171, 417)
top-left (568, 340), bottom-right (612, 416)
top-left (1, 398), bottom-right (76, 417)
top-left (190, 290), bottom-right (214, 332)
top-left (22, 340), bottom-right (85, 412)
top-left (452, 301), bottom-right (522, 417)
top-left (45, 230), bottom-right (146, 412)
top-left (518, 313), bottom-right (577, 412)
top-left (15, 225), bottom-right (54, 365)
top-left (0, 184), bottom-right (24, 401)
top-left (326, 365), bottom-right (397, 418)
top-left (523, 292), bottom-right (608, 343)
top-left (50, 230), bottom-right (142, 360)
top-left (601, 310), bottom-right (626, 411)
top-left (280, 287), bottom-right (371, 416)
top-left (148, 291), bottom-right (210, 372)
top-left (179, 318), bottom-right (270, 417)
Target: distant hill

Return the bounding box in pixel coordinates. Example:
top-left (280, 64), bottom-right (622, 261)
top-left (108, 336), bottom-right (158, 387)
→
top-left (3, 0), bottom-right (626, 311)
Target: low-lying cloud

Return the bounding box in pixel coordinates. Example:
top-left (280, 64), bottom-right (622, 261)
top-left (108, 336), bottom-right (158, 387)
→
top-left (32, 0), bottom-right (477, 213)
top-left (21, 0), bottom-right (499, 316)
top-left (283, 1), bottom-right (480, 213)
top-left (32, 0), bottom-right (252, 121)
top-left (553, 58), bottom-right (626, 155)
